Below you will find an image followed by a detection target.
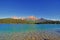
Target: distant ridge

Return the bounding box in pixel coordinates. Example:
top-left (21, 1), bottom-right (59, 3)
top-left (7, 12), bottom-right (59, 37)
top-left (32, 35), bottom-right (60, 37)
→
top-left (0, 17), bottom-right (60, 24)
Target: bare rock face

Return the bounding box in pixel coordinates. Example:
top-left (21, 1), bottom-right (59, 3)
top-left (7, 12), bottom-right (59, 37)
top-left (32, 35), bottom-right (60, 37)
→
top-left (28, 16), bottom-right (37, 20)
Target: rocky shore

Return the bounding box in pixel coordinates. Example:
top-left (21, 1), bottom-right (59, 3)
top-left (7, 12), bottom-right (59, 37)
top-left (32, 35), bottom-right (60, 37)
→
top-left (0, 31), bottom-right (60, 40)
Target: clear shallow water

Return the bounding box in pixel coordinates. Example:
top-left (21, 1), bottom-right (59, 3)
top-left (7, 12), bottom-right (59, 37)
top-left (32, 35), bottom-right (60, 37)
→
top-left (0, 24), bottom-right (60, 33)
top-left (0, 24), bottom-right (60, 40)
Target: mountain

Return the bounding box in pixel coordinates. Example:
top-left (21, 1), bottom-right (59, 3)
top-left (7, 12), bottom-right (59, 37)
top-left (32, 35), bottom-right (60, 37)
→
top-left (0, 18), bottom-right (60, 24)
top-left (36, 18), bottom-right (48, 22)
top-left (35, 18), bottom-right (60, 24)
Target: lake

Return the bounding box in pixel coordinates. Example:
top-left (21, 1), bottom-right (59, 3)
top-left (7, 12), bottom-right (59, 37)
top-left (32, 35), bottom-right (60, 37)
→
top-left (0, 24), bottom-right (60, 40)
top-left (0, 24), bottom-right (60, 32)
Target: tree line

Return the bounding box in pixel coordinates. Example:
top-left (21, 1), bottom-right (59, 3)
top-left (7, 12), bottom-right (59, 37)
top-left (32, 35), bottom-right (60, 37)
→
top-left (0, 18), bottom-right (60, 24)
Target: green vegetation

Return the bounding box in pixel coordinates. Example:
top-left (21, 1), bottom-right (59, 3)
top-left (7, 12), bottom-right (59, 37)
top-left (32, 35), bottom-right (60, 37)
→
top-left (0, 18), bottom-right (35, 24)
top-left (35, 21), bottom-right (60, 24)
top-left (0, 18), bottom-right (60, 24)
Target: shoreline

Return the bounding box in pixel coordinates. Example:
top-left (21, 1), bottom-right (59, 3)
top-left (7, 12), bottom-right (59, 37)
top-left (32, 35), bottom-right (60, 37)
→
top-left (0, 31), bottom-right (60, 40)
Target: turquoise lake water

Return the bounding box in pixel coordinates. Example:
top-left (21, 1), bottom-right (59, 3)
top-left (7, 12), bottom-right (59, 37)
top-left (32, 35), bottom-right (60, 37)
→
top-left (0, 24), bottom-right (60, 33)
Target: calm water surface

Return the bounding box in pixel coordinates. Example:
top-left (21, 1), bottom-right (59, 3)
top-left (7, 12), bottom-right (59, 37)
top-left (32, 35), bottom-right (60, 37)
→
top-left (0, 24), bottom-right (60, 33)
top-left (0, 24), bottom-right (60, 40)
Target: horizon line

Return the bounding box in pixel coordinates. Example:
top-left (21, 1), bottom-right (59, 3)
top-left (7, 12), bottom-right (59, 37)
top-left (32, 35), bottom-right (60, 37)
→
top-left (0, 17), bottom-right (60, 21)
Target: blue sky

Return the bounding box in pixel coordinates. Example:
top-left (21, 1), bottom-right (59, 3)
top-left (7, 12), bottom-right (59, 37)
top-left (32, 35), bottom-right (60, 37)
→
top-left (0, 0), bottom-right (60, 20)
